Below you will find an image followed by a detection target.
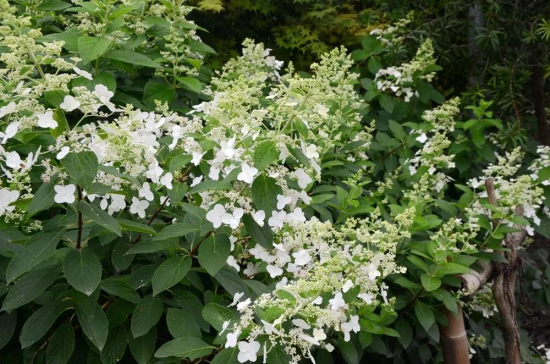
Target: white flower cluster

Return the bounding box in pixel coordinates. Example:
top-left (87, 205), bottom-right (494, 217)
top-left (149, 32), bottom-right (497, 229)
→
top-left (221, 210), bottom-right (411, 363)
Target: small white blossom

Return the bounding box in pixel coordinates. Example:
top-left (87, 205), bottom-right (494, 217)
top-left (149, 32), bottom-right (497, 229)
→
top-left (130, 197), bottom-right (149, 218)
top-left (237, 341), bottom-right (260, 363)
top-left (56, 146), bottom-right (70, 160)
top-left (341, 315), bottom-right (360, 342)
top-left (295, 168), bottom-right (312, 189)
top-left (54, 184), bottom-right (76, 204)
top-left (37, 111), bottom-right (58, 129)
top-left (206, 204), bottom-right (226, 228)
top-left (237, 162), bottom-right (258, 184)
top-left (60, 95), bottom-right (80, 112)
top-left (252, 210), bottom-right (265, 226)
top-left (138, 182), bottom-right (154, 201)
top-left (268, 210), bottom-right (286, 228)
top-left (73, 66), bottom-right (93, 80)
top-left (227, 256), bottom-right (240, 271)
top-left (0, 188), bottom-right (19, 215)
top-left (416, 133), bottom-right (428, 144)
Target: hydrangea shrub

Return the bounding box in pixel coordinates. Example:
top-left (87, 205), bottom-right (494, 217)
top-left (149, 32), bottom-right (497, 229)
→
top-left (0, 5), bottom-right (549, 364)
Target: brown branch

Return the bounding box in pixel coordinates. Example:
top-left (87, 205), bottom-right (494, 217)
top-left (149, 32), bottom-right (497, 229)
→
top-left (189, 231), bottom-right (213, 257)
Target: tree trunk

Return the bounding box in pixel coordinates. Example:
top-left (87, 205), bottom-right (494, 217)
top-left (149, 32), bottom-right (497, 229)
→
top-left (440, 305), bottom-right (471, 364)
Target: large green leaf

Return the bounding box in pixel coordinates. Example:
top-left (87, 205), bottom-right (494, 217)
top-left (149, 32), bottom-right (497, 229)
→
top-left (166, 308), bottom-right (201, 338)
top-left (211, 347), bottom-right (239, 364)
top-left (242, 214), bottom-right (272, 249)
top-left (74, 293), bottom-right (109, 350)
top-left (2, 266), bottom-right (61, 311)
top-left (202, 303), bottom-right (233, 331)
top-left (153, 223), bottom-right (200, 241)
top-left (251, 174), bottom-right (282, 217)
top-left (0, 311), bottom-right (17, 350)
top-left (154, 337), bottom-right (213, 360)
top-left (6, 229), bottom-right (65, 283)
top-left (61, 151), bottom-right (98, 188)
top-left (79, 201), bottom-right (122, 236)
top-left (198, 233), bottom-right (230, 276)
top-left (63, 249), bottom-right (102, 295)
top-left (420, 274), bottom-right (441, 292)
top-left (253, 141), bottom-right (278, 170)
top-left (131, 294), bottom-right (163, 338)
top-left (414, 301), bottom-right (435, 332)
top-left (100, 325), bottom-right (128, 364)
top-left (152, 255), bottom-right (191, 295)
top-left (20, 298), bottom-right (72, 348)
top-left (28, 180), bottom-right (56, 215)
top-left (105, 50), bottom-right (159, 68)
top-left (129, 327), bottom-right (157, 364)
top-left (78, 36), bottom-right (112, 64)
top-left (100, 278), bottom-right (140, 303)
top-left (46, 323), bottom-right (75, 364)
top-left (176, 77), bottom-right (203, 93)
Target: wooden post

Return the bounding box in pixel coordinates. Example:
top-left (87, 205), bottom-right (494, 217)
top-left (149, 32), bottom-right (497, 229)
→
top-left (441, 305), bottom-right (471, 364)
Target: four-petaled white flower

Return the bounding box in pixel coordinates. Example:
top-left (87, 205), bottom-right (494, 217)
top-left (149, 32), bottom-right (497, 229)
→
top-left (416, 133), bottom-right (428, 144)
top-left (109, 194), bottom-right (126, 215)
top-left (227, 256), bottom-right (240, 271)
top-left (160, 172), bottom-right (173, 189)
top-left (237, 162), bottom-right (258, 184)
top-left (237, 341), bottom-right (260, 363)
top-left (341, 315), bottom-right (360, 342)
top-left (139, 182), bottom-right (154, 201)
top-left (54, 184), bottom-right (76, 204)
top-left (276, 194), bottom-right (292, 210)
top-left (303, 143), bottom-right (319, 159)
top-left (266, 264), bottom-right (283, 278)
top-left (295, 168), bottom-right (312, 189)
top-left (130, 197), bottom-right (149, 218)
top-left (243, 262), bottom-right (258, 277)
top-left (221, 208), bottom-right (244, 229)
top-left (5, 151), bottom-right (21, 170)
top-left (56, 146), bottom-right (70, 160)
top-left (268, 210), bottom-right (286, 228)
top-left (329, 291), bottom-right (348, 311)
top-left (225, 328), bottom-right (241, 348)
top-left (252, 210), bottom-right (265, 226)
top-left (342, 279), bottom-right (354, 293)
top-left (236, 298), bottom-right (251, 312)
top-left (93, 84), bottom-right (117, 112)
top-left (73, 66), bottom-right (93, 80)
top-left (364, 263), bottom-right (381, 280)
top-left (0, 122), bottom-right (19, 144)
top-left (0, 188), bottom-right (19, 215)
top-left (206, 204), bottom-right (226, 228)
top-left (60, 95), bottom-right (80, 112)
top-left (37, 111), bottom-right (58, 129)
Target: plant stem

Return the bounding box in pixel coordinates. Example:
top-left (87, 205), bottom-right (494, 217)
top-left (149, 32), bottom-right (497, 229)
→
top-left (76, 186), bottom-right (83, 249)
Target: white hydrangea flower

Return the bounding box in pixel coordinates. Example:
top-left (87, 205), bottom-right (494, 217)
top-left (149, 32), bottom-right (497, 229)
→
top-left (138, 182), bottom-right (154, 201)
top-left (0, 188), bottom-right (19, 215)
top-left (160, 172), bottom-right (173, 189)
top-left (206, 204), bottom-right (226, 228)
top-left (237, 162), bottom-right (258, 184)
top-left (227, 256), bottom-right (240, 271)
top-left (225, 328), bottom-right (241, 348)
top-left (60, 95), bottom-right (81, 112)
top-left (252, 210), bottom-right (265, 226)
top-left (0, 102), bottom-right (16, 118)
top-left (229, 292), bottom-right (244, 307)
top-left (329, 291), bottom-right (348, 311)
top-left (276, 194), bottom-right (292, 210)
top-left (5, 151), bottom-right (21, 170)
top-left (416, 133), bottom-right (428, 144)
top-left (36, 111), bottom-right (58, 129)
top-left (268, 210), bottom-right (286, 228)
top-left (237, 341), bottom-right (260, 363)
top-left (73, 66), bottom-right (93, 80)
top-left (0, 122), bottom-right (19, 144)
top-left (130, 197), bottom-right (149, 218)
top-left (54, 184), bottom-right (76, 204)
top-left (56, 146), bottom-right (70, 160)
top-left (295, 168), bottom-right (312, 189)
top-left (341, 315), bottom-right (360, 342)
top-left (266, 264), bottom-right (283, 278)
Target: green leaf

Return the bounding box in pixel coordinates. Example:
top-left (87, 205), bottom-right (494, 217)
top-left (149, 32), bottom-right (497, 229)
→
top-left (166, 308), bottom-right (201, 338)
top-left (36, 0), bottom-right (72, 11)
top-left (118, 219), bottom-right (156, 235)
top-left (126, 239), bottom-right (180, 255)
top-left (388, 120), bottom-right (406, 140)
top-left (152, 255), bottom-right (191, 295)
top-left (420, 274), bottom-right (441, 292)
top-left (414, 301), bottom-right (435, 332)
top-left (62, 151), bottom-right (98, 188)
top-left (2, 266), bottom-right (61, 311)
top-left (131, 294), bottom-right (163, 338)
top-left (74, 293), bottom-right (109, 350)
top-left (104, 50), bottom-right (159, 68)
top-left (79, 201), bottom-right (122, 236)
top-left (129, 327), bottom-right (157, 364)
top-left (186, 39), bottom-right (216, 54)
top-left (176, 77), bottom-right (203, 93)
top-left (211, 347), bottom-right (239, 364)
top-left (28, 180), bottom-right (57, 215)
top-left (100, 278), bottom-right (140, 303)
top-left (63, 249), bottom-right (102, 295)
top-left (100, 325), bottom-right (128, 364)
top-left (143, 80), bottom-right (175, 107)
top-left (253, 141), bottom-right (278, 170)
top-left (6, 229), bottom-right (65, 283)
top-left (46, 324), bottom-right (75, 364)
top-left (198, 233), bottom-right (230, 276)
top-left (214, 266), bottom-right (248, 297)
top-left (202, 303), bottom-right (233, 331)
top-left (154, 337), bottom-right (213, 360)
top-left (0, 311), bottom-right (17, 350)
top-left (153, 223), bottom-right (200, 241)
top-left (242, 214), bottom-right (272, 249)
top-left (78, 36), bottom-right (112, 64)
top-left (395, 319), bottom-right (412, 348)
top-left (251, 174), bottom-right (282, 218)
top-left (20, 298), bottom-right (72, 348)
top-left (435, 262), bottom-right (470, 277)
